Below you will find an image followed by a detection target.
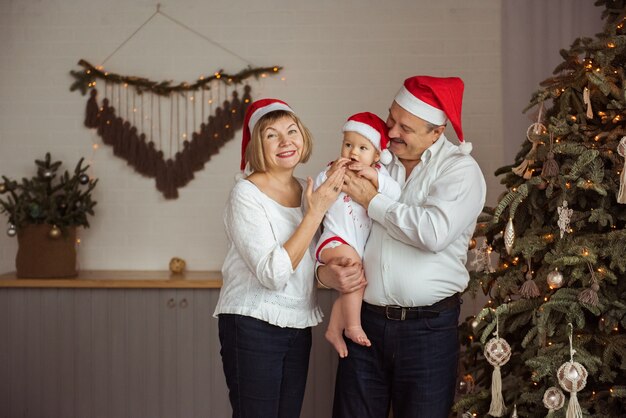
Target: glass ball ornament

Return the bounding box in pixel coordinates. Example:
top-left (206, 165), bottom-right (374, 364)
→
top-left (79, 174), bottom-right (90, 185)
top-left (7, 224), bottom-right (17, 237)
top-left (468, 238), bottom-right (477, 250)
top-left (484, 337), bottom-right (511, 367)
top-left (542, 386), bottom-right (565, 411)
top-left (547, 269), bottom-right (564, 289)
top-left (557, 361), bottom-right (588, 393)
top-left (48, 225), bottom-right (62, 239)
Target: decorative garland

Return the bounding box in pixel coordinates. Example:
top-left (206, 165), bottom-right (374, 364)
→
top-left (70, 59), bottom-right (282, 96)
top-left (70, 61), bottom-right (283, 199)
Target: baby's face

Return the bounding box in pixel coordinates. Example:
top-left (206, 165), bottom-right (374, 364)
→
top-left (340, 131), bottom-right (380, 165)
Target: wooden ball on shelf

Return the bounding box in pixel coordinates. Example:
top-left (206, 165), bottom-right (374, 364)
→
top-left (169, 257), bottom-right (186, 274)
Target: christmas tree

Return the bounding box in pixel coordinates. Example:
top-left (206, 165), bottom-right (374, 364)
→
top-left (0, 153), bottom-right (97, 236)
top-left (456, 2), bottom-right (626, 417)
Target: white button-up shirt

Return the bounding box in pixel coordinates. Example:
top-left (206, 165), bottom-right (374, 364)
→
top-left (364, 135), bottom-right (487, 307)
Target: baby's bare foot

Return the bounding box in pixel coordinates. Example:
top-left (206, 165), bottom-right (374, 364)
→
top-left (325, 328), bottom-right (348, 358)
top-left (344, 326), bottom-right (371, 347)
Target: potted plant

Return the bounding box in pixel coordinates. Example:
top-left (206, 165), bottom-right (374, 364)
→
top-left (0, 153), bottom-right (97, 278)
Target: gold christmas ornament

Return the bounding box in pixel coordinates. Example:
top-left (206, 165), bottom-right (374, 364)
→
top-left (48, 225), bottom-right (62, 239)
top-left (547, 268), bottom-right (564, 289)
top-left (468, 237), bottom-right (477, 250)
top-left (169, 257), bottom-right (187, 274)
top-left (504, 217), bottom-right (515, 255)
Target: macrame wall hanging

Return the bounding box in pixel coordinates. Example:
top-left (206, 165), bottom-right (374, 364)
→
top-left (69, 5), bottom-right (283, 199)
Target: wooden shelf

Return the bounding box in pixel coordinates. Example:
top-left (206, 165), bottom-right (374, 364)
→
top-left (0, 270), bottom-right (223, 289)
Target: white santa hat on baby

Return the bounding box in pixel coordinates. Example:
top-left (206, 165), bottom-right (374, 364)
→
top-left (394, 75), bottom-right (472, 154)
top-left (342, 112), bottom-right (393, 164)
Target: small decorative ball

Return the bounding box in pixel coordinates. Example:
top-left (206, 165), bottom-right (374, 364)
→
top-left (547, 269), bottom-right (564, 289)
top-left (484, 337), bottom-right (511, 367)
top-left (7, 224), bottom-right (17, 237)
top-left (79, 174), bottom-right (90, 185)
top-left (471, 319), bottom-right (479, 329)
top-left (557, 361), bottom-right (588, 393)
top-left (169, 257), bottom-right (186, 274)
top-left (542, 386), bottom-right (565, 411)
top-left (48, 225), bottom-right (62, 239)
top-left (458, 374), bottom-right (475, 394)
top-left (468, 238), bottom-right (477, 250)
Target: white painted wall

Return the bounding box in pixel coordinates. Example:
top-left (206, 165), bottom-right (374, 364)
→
top-left (0, 0), bottom-right (503, 273)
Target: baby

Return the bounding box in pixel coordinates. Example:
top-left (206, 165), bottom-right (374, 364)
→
top-left (314, 112), bottom-right (401, 357)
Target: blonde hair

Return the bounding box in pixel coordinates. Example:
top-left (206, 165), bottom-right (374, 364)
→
top-left (245, 110), bottom-right (313, 172)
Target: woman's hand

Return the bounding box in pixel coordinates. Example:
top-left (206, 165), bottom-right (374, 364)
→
top-left (305, 165), bottom-right (345, 219)
top-left (326, 158), bottom-right (350, 179)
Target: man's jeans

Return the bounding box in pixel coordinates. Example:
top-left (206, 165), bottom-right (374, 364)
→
top-left (332, 304), bottom-right (460, 418)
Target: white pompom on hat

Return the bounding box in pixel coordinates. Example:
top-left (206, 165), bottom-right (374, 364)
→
top-left (240, 98), bottom-right (294, 171)
top-left (342, 112), bottom-right (393, 164)
top-left (394, 75), bottom-right (472, 154)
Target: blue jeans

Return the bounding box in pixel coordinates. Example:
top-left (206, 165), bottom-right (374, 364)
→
top-left (332, 304), bottom-right (460, 418)
top-left (218, 314), bottom-right (312, 418)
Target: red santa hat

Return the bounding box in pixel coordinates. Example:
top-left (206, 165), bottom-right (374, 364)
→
top-left (342, 112), bottom-right (393, 164)
top-left (240, 98), bottom-right (294, 170)
top-left (394, 75), bottom-right (471, 154)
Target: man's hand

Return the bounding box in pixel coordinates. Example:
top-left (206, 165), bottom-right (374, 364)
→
top-left (318, 257), bottom-right (366, 294)
top-left (343, 169), bottom-right (378, 209)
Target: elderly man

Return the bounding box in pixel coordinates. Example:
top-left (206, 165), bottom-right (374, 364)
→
top-left (318, 75), bottom-right (487, 418)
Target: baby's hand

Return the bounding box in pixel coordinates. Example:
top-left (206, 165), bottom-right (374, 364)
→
top-left (348, 163), bottom-right (378, 184)
top-left (327, 158), bottom-right (350, 178)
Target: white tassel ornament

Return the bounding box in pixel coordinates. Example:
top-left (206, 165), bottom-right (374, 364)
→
top-left (557, 323), bottom-right (588, 418)
top-left (484, 315), bottom-right (511, 417)
top-left (617, 137), bottom-right (626, 204)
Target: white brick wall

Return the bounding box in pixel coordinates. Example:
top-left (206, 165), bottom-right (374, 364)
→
top-left (0, 0), bottom-right (503, 272)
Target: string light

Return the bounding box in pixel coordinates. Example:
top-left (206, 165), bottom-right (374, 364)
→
top-left (608, 42), bottom-right (616, 48)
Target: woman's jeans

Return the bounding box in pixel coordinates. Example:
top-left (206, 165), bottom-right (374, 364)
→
top-left (218, 314), bottom-right (312, 418)
top-left (332, 303), bottom-right (460, 418)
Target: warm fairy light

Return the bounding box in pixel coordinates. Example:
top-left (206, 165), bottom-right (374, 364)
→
top-left (594, 135), bottom-right (600, 141)
top-left (512, 187), bottom-right (517, 192)
top-left (512, 257), bottom-right (519, 265)
top-left (548, 341), bottom-right (552, 346)
top-left (182, 133), bottom-right (187, 139)
top-left (598, 111), bottom-right (606, 116)
top-left (86, 70), bottom-right (91, 74)
top-left (273, 67), bottom-right (279, 72)
top-left (613, 115), bottom-right (622, 122)
top-left (213, 133), bottom-right (219, 138)
top-left (570, 115), bottom-right (577, 122)
top-left (232, 109), bottom-right (236, 113)
top-left (583, 249), bottom-right (590, 256)
top-left (225, 124), bottom-right (230, 129)
top-left (190, 96), bottom-right (194, 101)
top-left (596, 68), bottom-right (601, 72)
top-left (544, 297), bottom-right (548, 301)
top-left (92, 144), bottom-right (99, 150)
top-left (261, 73), bottom-right (267, 78)
top-left (124, 83), bottom-right (128, 88)
top-left (208, 99), bottom-right (213, 104)
top-left (281, 77), bottom-right (286, 81)
top-left (502, 263), bottom-right (509, 269)
top-left (133, 108), bottom-right (137, 113)
top-left (608, 42), bottom-right (616, 48)
top-left (215, 72), bottom-right (221, 79)
top-left (199, 76), bottom-right (204, 80)
top-left (104, 72), bottom-right (109, 76)
top-left (76, 238), bottom-right (81, 244)
top-left (244, 99), bottom-right (250, 103)
top-left (566, 182), bottom-right (571, 189)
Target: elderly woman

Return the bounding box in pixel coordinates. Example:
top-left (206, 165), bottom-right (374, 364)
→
top-left (214, 98), bottom-right (345, 418)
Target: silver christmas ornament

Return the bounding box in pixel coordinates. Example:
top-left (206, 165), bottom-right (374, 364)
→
top-left (547, 269), bottom-right (564, 289)
top-left (542, 386), bottom-right (565, 411)
top-left (79, 174), bottom-right (90, 185)
top-left (7, 224), bottom-right (17, 237)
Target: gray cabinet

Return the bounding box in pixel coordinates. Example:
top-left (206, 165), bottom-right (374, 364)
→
top-left (0, 286), bottom-right (338, 418)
